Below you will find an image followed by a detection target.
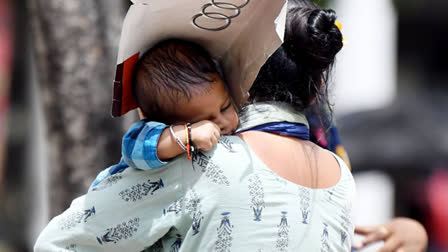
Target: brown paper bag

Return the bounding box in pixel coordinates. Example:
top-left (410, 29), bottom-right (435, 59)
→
top-left (112, 0), bottom-right (286, 117)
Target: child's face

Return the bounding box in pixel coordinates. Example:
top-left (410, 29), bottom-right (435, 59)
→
top-left (170, 76), bottom-right (239, 135)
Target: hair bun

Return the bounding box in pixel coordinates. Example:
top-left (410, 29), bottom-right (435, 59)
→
top-left (308, 9), bottom-right (337, 34)
top-left (284, 7), bottom-right (343, 72)
top-left (249, 0), bottom-right (342, 113)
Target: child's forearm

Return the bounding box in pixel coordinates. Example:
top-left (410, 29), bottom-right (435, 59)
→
top-left (157, 125), bottom-right (187, 161)
top-left (157, 120), bottom-right (221, 160)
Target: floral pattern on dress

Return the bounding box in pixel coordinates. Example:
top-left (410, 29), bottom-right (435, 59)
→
top-left (96, 217), bottom-right (140, 245)
top-left (321, 222), bottom-right (330, 252)
top-left (170, 234), bottom-right (182, 252)
top-left (340, 202), bottom-right (352, 247)
top-left (91, 174), bottom-right (122, 191)
top-left (62, 244), bottom-right (77, 251)
top-left (275, 211), bottom-right (289, 252)
top-left (193, 152), bottom-right (230, 186)
top-left (298, 187), bottom-right (311, 224)
top-left (58, 206), bottom-right (96, 230)
top-left (248, 174), bottom-right (265, 221)
top-left (185, 189), bottom-right (204, 236)
top-left (119, 178), bottom-right (164, 202)
top-left (163, 198), bottom-right (183, 216)
top-left (325, 188), bottom-right (336, 202)
top-left (215, 212), bottom-right (233, 252)
top-left (218, 138), bottom-right (237, 153)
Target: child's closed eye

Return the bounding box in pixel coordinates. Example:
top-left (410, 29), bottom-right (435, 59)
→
top-left (220, 102), bottom-right (231, 112)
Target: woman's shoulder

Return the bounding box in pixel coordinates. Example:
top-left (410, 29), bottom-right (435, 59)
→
top-left (311, 143), bottom-right (353, 188)
top-left (164, 136), bottom-right (251, 171)
top-left (203, 136), bottom-right (252, 164)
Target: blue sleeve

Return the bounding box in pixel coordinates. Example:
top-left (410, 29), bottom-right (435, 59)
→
top-left (122, 120), bottom-right (168, 170)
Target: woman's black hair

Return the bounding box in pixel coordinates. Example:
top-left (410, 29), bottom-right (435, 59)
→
top-left (132, 39), bottom-right (220, 121)
top-left (249, 0), bottom-right (343, 112)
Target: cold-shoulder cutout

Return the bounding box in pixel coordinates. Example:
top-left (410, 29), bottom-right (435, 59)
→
top-left (238, 131), bottom-right (343, 189)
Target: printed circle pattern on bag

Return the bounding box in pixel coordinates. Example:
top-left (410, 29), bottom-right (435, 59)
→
top-left (192, 0), bottom-right (250, 31)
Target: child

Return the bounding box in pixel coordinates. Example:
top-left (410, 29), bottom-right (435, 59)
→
top-left (91, 39), bottom-right (239, 187)
top-left (91, 39), bottom-right (352, 188)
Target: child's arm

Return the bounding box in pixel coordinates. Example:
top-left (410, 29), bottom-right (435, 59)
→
top-left (122, 120), bottom-right (168, 170)
top-left (157, 120), bottom-right (221, 160)
top-left (122, 120), bottom-right (221, 171)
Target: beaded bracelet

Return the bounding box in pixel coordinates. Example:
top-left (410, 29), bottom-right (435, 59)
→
top-left (187, 123), bottom-right (196, 153)
top-left (169, 125), bottom-right (187, 151)
top-left (185, 123), bottom-right (198, 161)
top-left (185, 124), bottom-right (192, 160)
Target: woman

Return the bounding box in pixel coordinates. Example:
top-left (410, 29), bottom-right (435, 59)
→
top-left (34, 1), bottom-right (354, 251)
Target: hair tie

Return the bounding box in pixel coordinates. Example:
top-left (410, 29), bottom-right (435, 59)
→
top-left (334, 20), bottom-right (342, 30)
top-left (334, 20), bottom-right (346, 45)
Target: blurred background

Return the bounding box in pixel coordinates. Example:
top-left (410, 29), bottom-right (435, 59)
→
top-left (0, 0), bottom-right (447, 251)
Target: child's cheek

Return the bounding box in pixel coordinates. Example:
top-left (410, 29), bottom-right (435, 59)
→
top-left (232, 110), bottom-right (239, 130)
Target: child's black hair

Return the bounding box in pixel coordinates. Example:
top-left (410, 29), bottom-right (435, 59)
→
top-left (249, 0), bottom-right (343, 112)
top-left (132, 39), bottom-right (220, 122)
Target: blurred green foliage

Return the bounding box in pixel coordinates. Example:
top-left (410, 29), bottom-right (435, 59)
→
top-left (310, 0), bottom-right (329, 8)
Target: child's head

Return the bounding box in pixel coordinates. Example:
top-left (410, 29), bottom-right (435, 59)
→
top-left (132, 39), bottom-right (238, 135)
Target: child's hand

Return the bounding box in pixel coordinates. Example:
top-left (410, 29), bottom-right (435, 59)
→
top-left (354, 217), bottom-right (428, 252)
top-left (191, 120), bottom-right (221, 151)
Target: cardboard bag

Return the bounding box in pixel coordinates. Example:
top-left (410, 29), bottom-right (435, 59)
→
top-left (112, 0), bottom-right (287, 117)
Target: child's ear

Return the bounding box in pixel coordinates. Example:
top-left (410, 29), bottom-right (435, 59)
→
top-left (137, 108), bottom-right (146, 119)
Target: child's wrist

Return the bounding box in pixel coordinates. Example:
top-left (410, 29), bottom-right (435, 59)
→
top-left (169, 125), bottom-right (188, 151)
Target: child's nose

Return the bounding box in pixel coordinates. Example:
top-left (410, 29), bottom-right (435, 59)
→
top-left (218, 123), bottom-right (226, 132)
top-left (214, 116), bottom-right (227, 133)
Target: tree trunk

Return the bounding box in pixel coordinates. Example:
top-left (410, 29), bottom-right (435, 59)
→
top-left (0, 0), bottom-right (13, 192)
top-left (28, 0), bottom-right (131, 217)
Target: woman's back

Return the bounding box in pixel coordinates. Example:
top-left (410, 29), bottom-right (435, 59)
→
top-left (173, 135), bottom-right (355, 252)
top-left (34, 134), bottom-right (355, 252)
top-left (239, 131), bottom-right (341, 189)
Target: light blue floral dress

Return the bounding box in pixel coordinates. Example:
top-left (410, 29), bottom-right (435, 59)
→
top-left (34, 103), bottom-right (356, 252)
